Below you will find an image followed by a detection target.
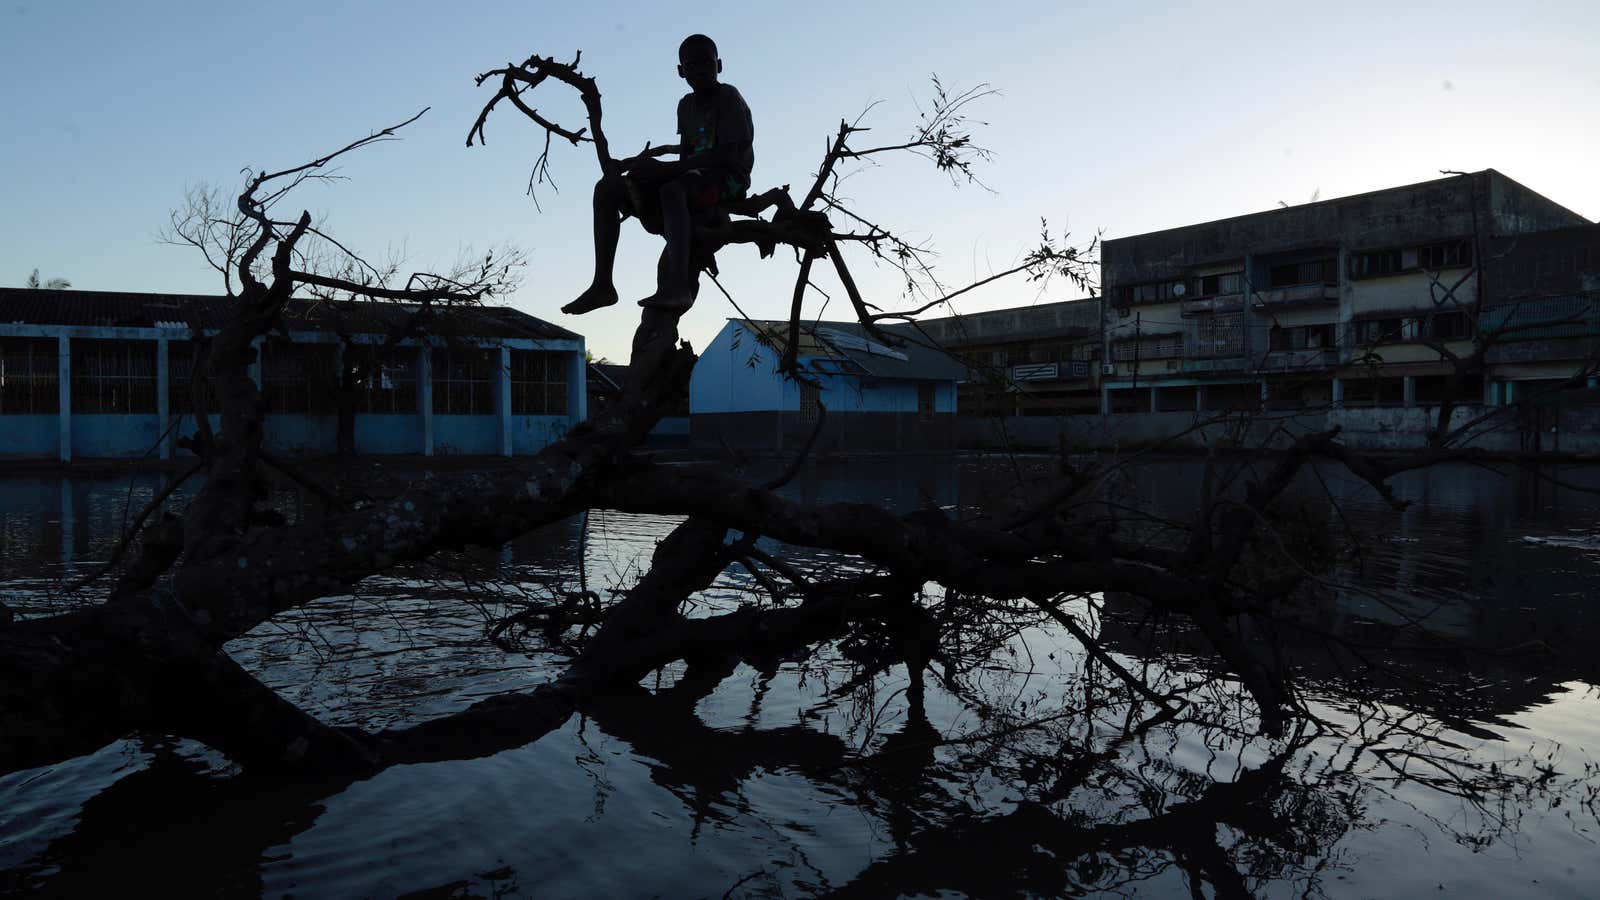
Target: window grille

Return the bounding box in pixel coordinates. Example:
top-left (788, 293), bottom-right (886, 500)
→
top-left (1267, 258), bottom-right (1338, 288)
top-left (0, 338), bottom-right (59, 414)
top-left (261, 342), bottom-right (336, 414)
top-left (510, 349), bottom-right (569, 415)
top-left (432, 348), bottom-right (496, 415)
top-left (71, 340), bottom-right (157, 414)
top-left (168, 342), bottom-right (220, 418)
top-left (352, 348), bottom-right (418, 413)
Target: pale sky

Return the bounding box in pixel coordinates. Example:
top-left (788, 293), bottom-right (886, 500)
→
top-left (3, 0), bottom-right (1597, 360)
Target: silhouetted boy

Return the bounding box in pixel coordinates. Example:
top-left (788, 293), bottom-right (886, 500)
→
top-left (563, 33), bottom-right (755, 315)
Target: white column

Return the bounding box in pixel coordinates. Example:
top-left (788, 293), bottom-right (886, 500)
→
top-left (247, 336), bottom-right (263, 388)
top-left (1148, 386), bottom-right (1159, 413)
top-left (418, 345), bottom-right (434, 457)
top-left (498, 345), bottom-right (512, 457)
top-left (1195, 385), bottom-right (1206, 412)
top-left (156, 337), bottom-right (171, 460)
top-left (57, 334), bottom-right (71, 462)
top-left (1331, 378), bottom-right (1344, 407)
top-left (1100, 385), bottom-right (1111, 416)
top-left (1403, 375), bottom-right (1417, 408)
top-left (569, 346), bottom-right (587, 425)
top-left (1503, 381), bottom-right (1516, 405)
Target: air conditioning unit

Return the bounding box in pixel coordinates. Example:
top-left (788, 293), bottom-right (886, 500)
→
top-left (1101, 364), bottom-right (1117, 376)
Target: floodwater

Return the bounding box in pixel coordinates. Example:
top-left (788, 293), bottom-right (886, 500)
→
top-left (1, 455), bottom-right (1599, 898)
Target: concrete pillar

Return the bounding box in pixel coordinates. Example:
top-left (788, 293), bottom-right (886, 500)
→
top-left (156, 337), bottom-right (171, 460)
top-left (57, 334), bottom-right (71, 462)
top-left (1149, 385), bottom-right (1160, 414)
top-left (1259, 380), bottom-right (1269, 409)
top-left (247, 336), bottom-right (263, 389)
top-left (418, 345), bottom-right (434, 456)
top-left (1485, 380), bottom-right (1501, 407)
top-left (1331, 377), bottom-right (1344, 407)
top-left (1403, 375), bottom-right (1416, 408)
top-left (569, 347), bottom-right (587, 424)
top-left (1503, 381), bottom-right (1516, 405)
top-left (498, 345), bottom-right (512, 457)
top-left (1100, 385), bottom-right (1111, 416)
top-left (1195, 385), bottom-right (1206, 412)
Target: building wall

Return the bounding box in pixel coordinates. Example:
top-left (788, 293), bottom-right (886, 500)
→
top-left (689, 323), bottom-right (792, 414)
top-left (1, 323), bottom-right (585, 460)
top-left (433, 415), bottom-right (499, 456)
top-left (263, 414), bottom-right (338, 456)
top-left (694, 411), bottom-right (956, 453)
top-left (512, 415), bottom-right (575, 456)
top-left (72, 414), bottom-right (164, 459)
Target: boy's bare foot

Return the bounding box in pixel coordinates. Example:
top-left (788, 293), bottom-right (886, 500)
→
top-left (637, 286), bottom-right (695, 310)
top-left (562, 284), bottom-right (619, 315)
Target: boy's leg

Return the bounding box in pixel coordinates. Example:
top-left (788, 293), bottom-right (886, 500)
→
top-left (562, 173), bottom-right (628, 315)
top-left (637, 175), bottom-right (703, 310)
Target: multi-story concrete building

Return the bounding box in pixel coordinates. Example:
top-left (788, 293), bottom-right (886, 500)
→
top-left (0, 289), bottom-right (587, 461)
top-left (1099, 170), bottom-right (1595, 415)
top-left (915, 298), bottom-right (1101, 415)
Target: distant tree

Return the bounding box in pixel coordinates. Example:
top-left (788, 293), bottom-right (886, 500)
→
top-left (24, 268), bottom-right (70, 290)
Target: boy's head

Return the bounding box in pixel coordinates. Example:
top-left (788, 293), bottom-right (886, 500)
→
top-left (677, 34), bottom-right (721, 92)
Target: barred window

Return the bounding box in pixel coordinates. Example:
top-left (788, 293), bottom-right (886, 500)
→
top-left (510, 349), bottom-right (568, 415)
top-left (168, 342), bottom-right (220, 418)
top-left (72, 340), bottom-right (157, 414)
top-left (1267, 258), bottom-right (1338, 288)
top-left (261, 341), bottom-right (337, 414)
top-left (432, 348), bottom-right (496, 415)
top-left (0, 338), bottom-right (60, 414)
top-left (1111, 334), bottom-right (1184, 362)
top-left (353, 348), bottom-right (418, 414)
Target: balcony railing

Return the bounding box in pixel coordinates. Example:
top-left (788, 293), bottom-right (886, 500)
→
top-left (1181, 293), bottom-right (1245, 316)
top-left (1258, 348), bottom-right (1337, 371)
top-left (1257, 282), bottom-right (1340, 306)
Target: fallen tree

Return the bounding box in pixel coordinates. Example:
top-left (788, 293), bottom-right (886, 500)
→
top-left (4, 50), bottom-right (1587, 897)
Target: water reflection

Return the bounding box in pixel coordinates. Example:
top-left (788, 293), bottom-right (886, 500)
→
top-left (1, 457), bottom-right (1598, 897)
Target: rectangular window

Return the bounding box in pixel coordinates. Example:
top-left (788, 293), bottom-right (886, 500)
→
top-left (1120, 279), bottom-right (1187, 305)
top-left (1199, 272), bottom-right (1243, 296)
top-left (1271, 324), bottom-right (1338, 351)
top-left (1418, 240), bottom-right (1472, 271)
top-left (1267, 258), bottom-right (1338, 288)
top-left (1352, 241), bottom-right (1472, 279)
top-left (509, 349), bottom-right (569, 415)
top-left (432, 348), bottom-right (496, 415)
top-left (71, 339), bottom-right (157, 414)
top-left (0, 338), bottom-right (60, 414)
top-left (1111, 334), bottom-right (1183, 362)
top-left (168, 342), bottom-right (220, 418)
top-left (261, 341), bottom-right (336, 414)
top-left (1426, 310), bottom-right (1470, 341)
top-left (353, 348), bottom-right (418, 414)
top-left (1354, 318), bottom-right (1406, 345)
top-left (800, 383), bottom-right (821, 421)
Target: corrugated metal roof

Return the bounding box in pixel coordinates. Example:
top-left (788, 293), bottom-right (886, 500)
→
top-left (735, 319), bottom-right (966, 382)
top-left (0, 288), bottom-right (580, 341)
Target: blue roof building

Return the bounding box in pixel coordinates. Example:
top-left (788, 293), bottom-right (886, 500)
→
top-left (0, 288), bottom-right (586, 461)
top-left (690, 318), bottom-right (964, 453)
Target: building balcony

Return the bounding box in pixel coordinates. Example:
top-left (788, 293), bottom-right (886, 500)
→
top-left (1181, 293), bottom-right (1245, 316)
top-left (1257, 348), bottom-right (1337, 371)
top-left (1182, 356), bottom-right (1249, 374)
top-left (1257, 282), bottom-right (1339, 306)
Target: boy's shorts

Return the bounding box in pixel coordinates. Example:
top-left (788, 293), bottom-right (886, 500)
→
top-left (624, 169), bottom-right (744, 235)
